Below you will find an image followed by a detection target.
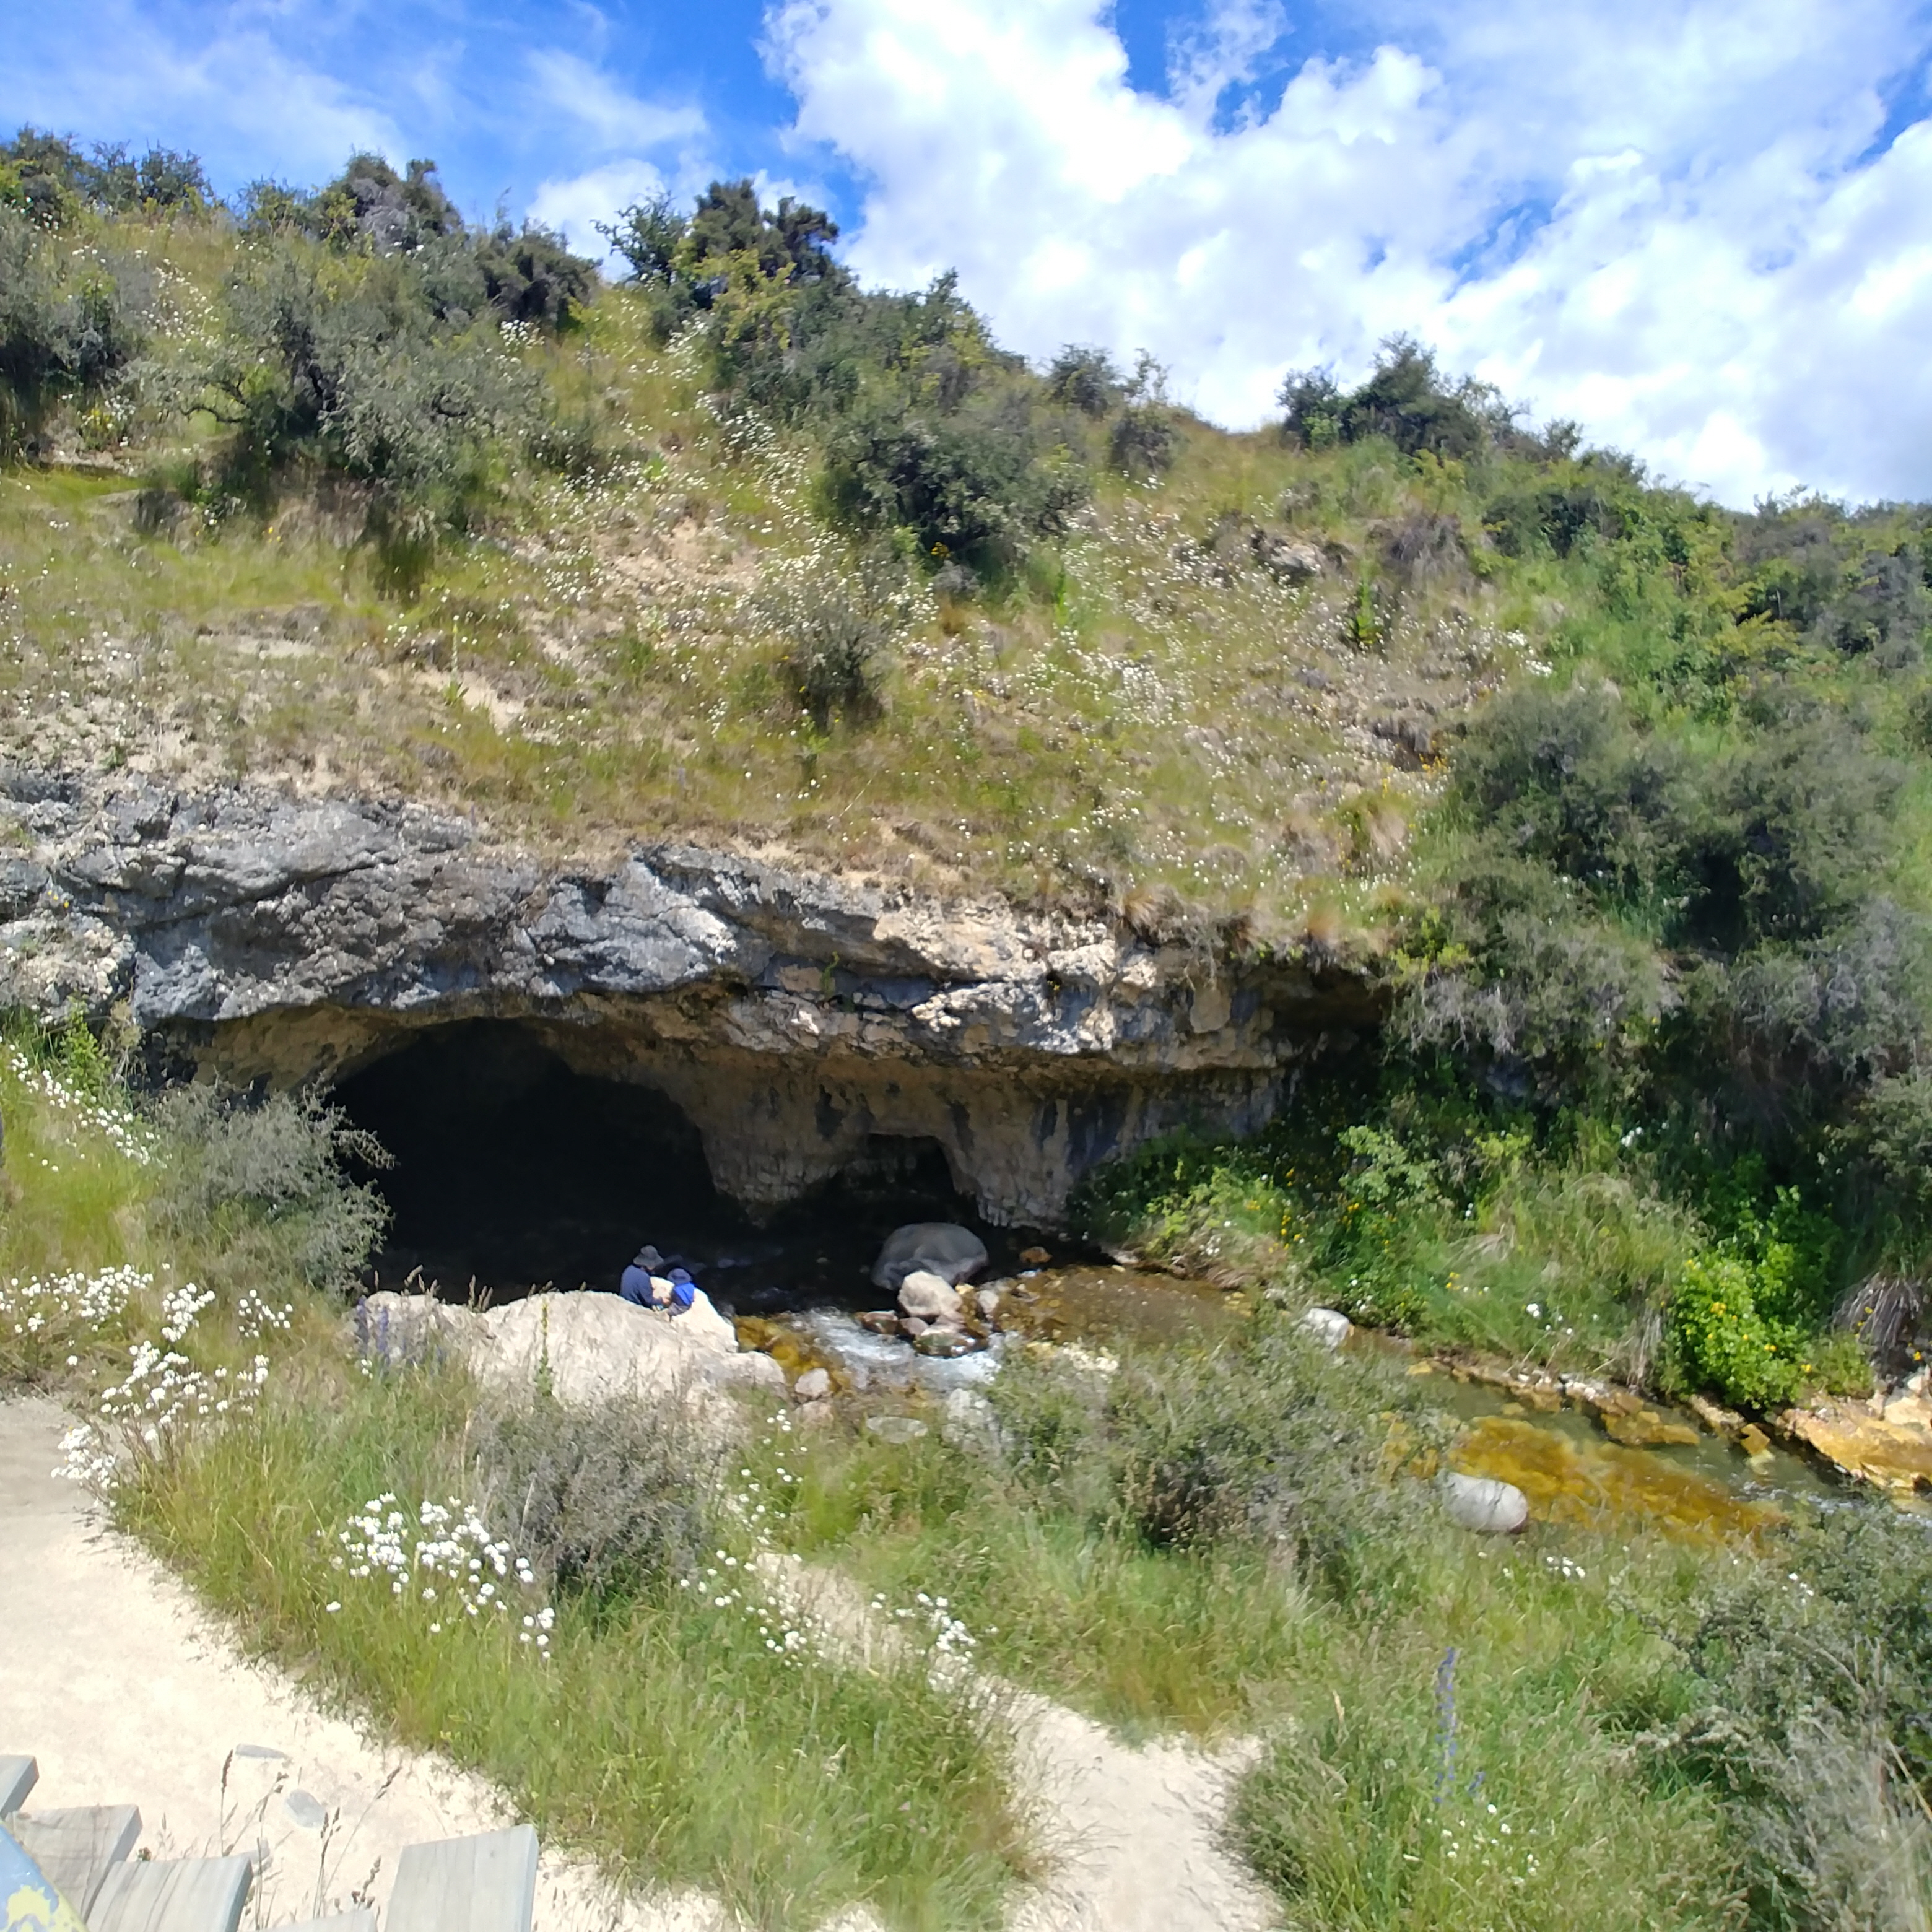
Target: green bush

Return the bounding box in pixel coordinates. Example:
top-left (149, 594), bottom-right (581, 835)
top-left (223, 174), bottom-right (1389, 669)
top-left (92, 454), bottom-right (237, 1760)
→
top-left (148, 1086), bottom-right (388, 1294)
top-left (0, 204), bottom-right (150, 455)
top-left (475, 1395), bottom-right (716, 1611)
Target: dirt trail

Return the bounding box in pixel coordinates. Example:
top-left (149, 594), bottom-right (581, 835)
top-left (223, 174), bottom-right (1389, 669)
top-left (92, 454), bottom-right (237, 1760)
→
top-left (4, 1399), bottom-right (1274, 1932)
top-left (762, 1557), bottom-right (1277, 1932)
top-left (0, 1396), bottom-right (728, 1932)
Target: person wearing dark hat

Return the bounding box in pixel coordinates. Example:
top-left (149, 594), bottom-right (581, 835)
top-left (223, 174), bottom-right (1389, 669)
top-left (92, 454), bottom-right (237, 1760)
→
top-left (620, 1247), bottom-right (696, 1312)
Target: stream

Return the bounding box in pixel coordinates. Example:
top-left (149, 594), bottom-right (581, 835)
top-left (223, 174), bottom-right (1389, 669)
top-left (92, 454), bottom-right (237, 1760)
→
top-left (742, 1258), bottom-right (1865, 1539)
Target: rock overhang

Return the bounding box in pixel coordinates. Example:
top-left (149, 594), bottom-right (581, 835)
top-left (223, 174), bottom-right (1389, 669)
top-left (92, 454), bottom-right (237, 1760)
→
top-left (0, 772), bottom-right (1382, 1225)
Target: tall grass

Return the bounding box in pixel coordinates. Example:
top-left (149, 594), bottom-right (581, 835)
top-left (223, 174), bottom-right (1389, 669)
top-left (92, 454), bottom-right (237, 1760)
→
top-left (122, 1372), bottom-right (1024, 1931)
top-left (0, 1022), bottom-right (1028, 1931)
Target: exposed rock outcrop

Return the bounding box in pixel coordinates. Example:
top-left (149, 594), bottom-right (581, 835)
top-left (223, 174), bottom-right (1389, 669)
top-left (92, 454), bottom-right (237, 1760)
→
top-left (0, 771), bottom-right (1376, 1224)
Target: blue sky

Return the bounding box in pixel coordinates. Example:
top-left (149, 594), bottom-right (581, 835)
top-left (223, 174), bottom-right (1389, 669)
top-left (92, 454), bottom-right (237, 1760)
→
top-left (9, 1), bottom-right (1932, 505)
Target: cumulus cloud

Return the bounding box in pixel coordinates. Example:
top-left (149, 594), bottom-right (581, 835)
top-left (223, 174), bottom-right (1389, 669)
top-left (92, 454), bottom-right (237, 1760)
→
top-left (767, 0), bottom-right (1932, 502)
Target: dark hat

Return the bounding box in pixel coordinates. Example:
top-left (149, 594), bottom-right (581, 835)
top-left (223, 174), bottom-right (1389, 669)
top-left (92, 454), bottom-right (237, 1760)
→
top-left (633, 1245), bottom-right (666, 1270)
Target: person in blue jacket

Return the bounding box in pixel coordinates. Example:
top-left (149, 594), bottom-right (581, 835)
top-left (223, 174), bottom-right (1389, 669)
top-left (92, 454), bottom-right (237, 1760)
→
top-left (620, 1246), bottom-right (695, 1312)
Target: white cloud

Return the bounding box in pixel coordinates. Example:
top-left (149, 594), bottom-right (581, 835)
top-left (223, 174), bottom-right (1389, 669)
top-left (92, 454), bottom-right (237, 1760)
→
top-left (768, 0), bottom-right (1932, 503)
top-left (529, 159), bottom-right (669, 255)
top-left (526, 51), bottom-right (707, 152)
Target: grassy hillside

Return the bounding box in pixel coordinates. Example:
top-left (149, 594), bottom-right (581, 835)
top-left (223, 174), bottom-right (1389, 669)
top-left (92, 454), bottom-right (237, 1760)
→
top-left (12, 138), bottom-right (1932, 1405)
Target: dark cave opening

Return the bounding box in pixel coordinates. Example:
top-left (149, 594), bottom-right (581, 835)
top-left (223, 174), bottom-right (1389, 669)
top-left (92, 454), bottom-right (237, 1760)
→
top-left (334, 1021), bottom-right (1043, 1311)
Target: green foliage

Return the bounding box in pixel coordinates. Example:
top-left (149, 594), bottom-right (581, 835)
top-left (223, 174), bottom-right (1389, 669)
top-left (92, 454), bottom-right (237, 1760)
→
top-left (0, 204), bottom-right (150, 455)
top-left (148, 1085), bottom-right (389, 1294)
top-left (1281, 334), bottom-right (1513, 459)
top-left (186, 235), bottom-right (549, 564)
top-left (475, 1395), bottom-right (716, 1611)
top-left (0, 128), bottom-right (211, 226)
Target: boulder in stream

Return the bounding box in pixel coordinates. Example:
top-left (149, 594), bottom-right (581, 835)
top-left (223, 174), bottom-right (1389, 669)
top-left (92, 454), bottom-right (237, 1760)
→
top-left (872, 1223), bottom-right (990, 1290)
top-left (1438, 1470), bottom-right (1530, 1534)
top-left (898, 1270), bottom-right (965, 1326)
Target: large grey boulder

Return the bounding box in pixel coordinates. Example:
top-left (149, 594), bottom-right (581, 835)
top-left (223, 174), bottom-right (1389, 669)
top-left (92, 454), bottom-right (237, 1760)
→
top-left (357, 1287), bottom-right (781, 1407)
top-left (872, 1222), bottom-right (989, 1290)
top-left (1438, 1471), bottom-right (1530, 1534)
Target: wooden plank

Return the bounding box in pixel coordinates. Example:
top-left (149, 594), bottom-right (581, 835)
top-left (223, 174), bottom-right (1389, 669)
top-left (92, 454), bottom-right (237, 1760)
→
top-left (0, 1754), bottom-right (36, 1817)
top-left (386, 1826), bottom-right (538, 1932)
top-left (9, 1804), bottom-right (141, 1913)
top-left (89, 1855), bottom-right (251, 1932)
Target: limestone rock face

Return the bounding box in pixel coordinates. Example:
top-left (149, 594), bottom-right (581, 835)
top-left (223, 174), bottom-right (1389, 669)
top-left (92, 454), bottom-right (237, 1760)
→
top-left (0, 770), bottom-right (1375, 1225)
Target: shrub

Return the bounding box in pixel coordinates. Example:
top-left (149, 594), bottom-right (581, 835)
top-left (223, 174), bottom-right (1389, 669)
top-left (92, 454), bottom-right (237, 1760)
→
top-left (1108, 402), bottom-right (1178, 478)
top-left (148, 1086), bottom-right (389, 1293)
top-left (0, 205), bottom-right (150, 455)
top-left (474, 1395), bottom-right (716, 1610)
top-left (1045, 344), bottom-right (1120, 417)
top-left (769, 578), bottom-right (892, 729)
top-left (1105, 1310), bottom-right (1430, 1598)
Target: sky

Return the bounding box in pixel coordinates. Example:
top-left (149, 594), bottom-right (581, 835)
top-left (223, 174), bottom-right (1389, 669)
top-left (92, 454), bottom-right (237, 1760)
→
top-left (7, 0), bottom-right (1932, 506)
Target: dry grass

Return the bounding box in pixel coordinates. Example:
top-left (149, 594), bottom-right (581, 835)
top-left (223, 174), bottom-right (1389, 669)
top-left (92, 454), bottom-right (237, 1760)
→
top-left (0, 219), bottom-right (1546, 942)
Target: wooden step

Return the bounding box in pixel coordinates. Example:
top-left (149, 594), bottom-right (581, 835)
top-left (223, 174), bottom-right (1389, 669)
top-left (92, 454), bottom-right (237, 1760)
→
top-left (88, 1853), bottom-right (251, 1932)
top-left (386, 1825), bottom-right (538, 1932)
top-left (9, 1804), bottom-right (141, 1913)
top-left (0, 1754), bottom-right (37, 1817)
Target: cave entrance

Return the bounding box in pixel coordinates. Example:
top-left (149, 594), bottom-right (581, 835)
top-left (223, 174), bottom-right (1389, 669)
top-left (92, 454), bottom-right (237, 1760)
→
top-left (334, 1024), bottom-right (1029, 1310)
top-left (336, 1020), bottom-right (737, 1302)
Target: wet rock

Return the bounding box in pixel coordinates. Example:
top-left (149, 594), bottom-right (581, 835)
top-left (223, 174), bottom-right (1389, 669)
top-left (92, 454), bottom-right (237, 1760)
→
top-left (856, 1309), bottom-right (902, 1335)
top-left (1019, 1245), bottom-right (1052, 1267)
top-left (898, 1270), bottom-right (965, 1326)
top-left (1687, 1393), bottom-right (1747, 1438)
top-left (1738, 1423), bottom-right (1772, 1458)
top-left (975, 1288), bottom-right (1003, 1321)
top-left (874, 1224), bottom-right (990, 1291)
top-left (1438, 1471), bottom-right (1530, 1534)
top-left (914, 1328), bottom-right (976, 1359)
top-left (793, 1367), bottom-right (832, 1401)
top-left (864, 1413), bottom-right (929, 1443)
top-left (1602, 1408), bottom-right (1701, 1449)
top-left (900, 1315), bottom-right (929, 1339)
top-left (1564, 1377), bottom-right (1645, 1421)
top-left (1778, 1401), bottom-right (1932, 1492)
top-left (1300, 1307), bottom-right (1351, 1351)
top-left (941, 1388), bottom-right (1003, 1455)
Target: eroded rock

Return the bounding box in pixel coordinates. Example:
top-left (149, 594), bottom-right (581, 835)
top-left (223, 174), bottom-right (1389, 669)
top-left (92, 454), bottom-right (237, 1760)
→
top-left (0, 772), bottom-right (1373, 1227)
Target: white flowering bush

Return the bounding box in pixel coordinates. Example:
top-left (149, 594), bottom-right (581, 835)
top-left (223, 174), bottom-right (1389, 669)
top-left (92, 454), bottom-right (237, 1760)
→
top-left (328, 1494), bottom-right (553, 1649)
top-left (0, 1264), bottom-right (149, 1379)
top-left (4, 1043), bottom-right (157, 1167)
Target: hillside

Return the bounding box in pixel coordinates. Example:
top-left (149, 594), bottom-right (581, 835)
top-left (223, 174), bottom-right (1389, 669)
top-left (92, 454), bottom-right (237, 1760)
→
top-left (12, 134), bottom-right (1932, 1932)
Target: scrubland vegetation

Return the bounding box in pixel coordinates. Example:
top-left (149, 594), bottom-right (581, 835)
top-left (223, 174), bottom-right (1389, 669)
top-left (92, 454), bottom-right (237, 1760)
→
top-left (7, 1020), bottom-right (1932, 1930)
top-left (9, 126), bottom-right (1932, 1930)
